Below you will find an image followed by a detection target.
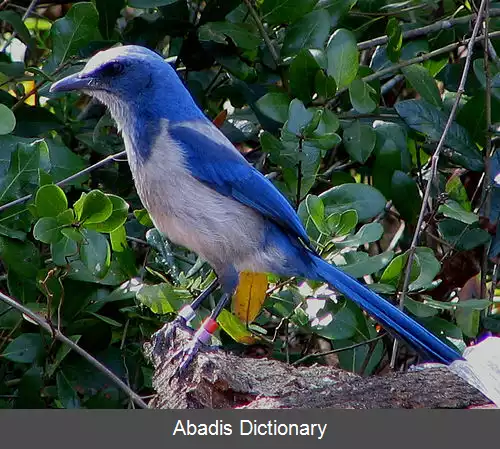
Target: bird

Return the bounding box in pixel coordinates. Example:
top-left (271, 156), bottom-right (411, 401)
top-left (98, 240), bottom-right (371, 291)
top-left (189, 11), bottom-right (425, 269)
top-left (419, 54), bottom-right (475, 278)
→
top-left (50, 45), bottom-right (462, 373)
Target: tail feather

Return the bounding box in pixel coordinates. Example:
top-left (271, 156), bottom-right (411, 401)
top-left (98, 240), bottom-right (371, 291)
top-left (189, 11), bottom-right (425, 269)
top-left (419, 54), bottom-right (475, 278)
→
top-left (311, 255), bottom-right (462, 365)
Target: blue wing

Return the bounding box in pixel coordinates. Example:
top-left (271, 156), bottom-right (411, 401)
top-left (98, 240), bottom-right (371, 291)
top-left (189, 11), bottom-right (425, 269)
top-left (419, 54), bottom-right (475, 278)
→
top-left (169, 121), bottom-right (312, 248)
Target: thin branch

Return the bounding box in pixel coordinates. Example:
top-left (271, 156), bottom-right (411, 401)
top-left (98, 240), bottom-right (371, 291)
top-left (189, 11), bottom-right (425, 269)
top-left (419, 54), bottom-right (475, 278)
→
top-left (242, 0), bottom-right (280, 68)
top-left (357, 8), bottom-right (500, 51)
top-left (328, 30), bottom-right (500, 108)
top-left (390, 0), bottom-right (489, 369)
top-left (0, 0), bottom-right (39, 52)
top-left (0, 290), bottom-right (148, 408)
top-left (292, 333), bottom-right (386, 366)
top-left (0, 150), bottom-right (127, 213)
top-left (481, 0), bottom-right (492, 300)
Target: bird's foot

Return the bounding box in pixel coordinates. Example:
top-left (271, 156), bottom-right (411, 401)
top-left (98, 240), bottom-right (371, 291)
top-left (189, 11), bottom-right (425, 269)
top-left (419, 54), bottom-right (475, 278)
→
top-left (151, 304), bottom-right (199, 357)
top-left (168, 317), bottom-right (219, 380)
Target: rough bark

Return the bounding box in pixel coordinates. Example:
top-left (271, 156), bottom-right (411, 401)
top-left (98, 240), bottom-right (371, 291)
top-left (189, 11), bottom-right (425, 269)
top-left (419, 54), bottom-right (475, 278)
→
top-left (145, 323), bottom-right (490, 409)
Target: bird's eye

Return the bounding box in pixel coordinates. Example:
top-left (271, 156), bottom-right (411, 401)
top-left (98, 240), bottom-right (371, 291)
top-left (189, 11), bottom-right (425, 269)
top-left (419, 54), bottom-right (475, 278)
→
top-left (100, 61), bottom-right (124, 77)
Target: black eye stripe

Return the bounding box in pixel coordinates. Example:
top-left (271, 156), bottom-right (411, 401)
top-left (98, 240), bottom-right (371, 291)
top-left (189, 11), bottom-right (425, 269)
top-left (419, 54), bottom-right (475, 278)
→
top-left (100, 61), bottom-right (124, 76)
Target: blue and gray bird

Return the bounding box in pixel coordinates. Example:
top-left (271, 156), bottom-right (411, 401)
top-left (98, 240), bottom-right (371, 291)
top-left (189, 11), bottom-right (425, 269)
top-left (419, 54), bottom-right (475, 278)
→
top-left (50, 45), bottom-right (462, 372)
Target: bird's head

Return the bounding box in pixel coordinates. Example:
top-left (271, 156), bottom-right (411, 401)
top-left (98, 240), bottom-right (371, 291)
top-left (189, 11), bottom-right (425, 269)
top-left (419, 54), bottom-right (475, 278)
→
top-left (50, 45), bottom-right (169, 99)
top-left (50, 45), bottom-right (203, 126)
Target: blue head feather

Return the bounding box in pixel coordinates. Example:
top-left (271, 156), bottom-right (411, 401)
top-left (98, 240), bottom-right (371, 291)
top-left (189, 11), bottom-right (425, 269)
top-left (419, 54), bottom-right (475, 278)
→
top-left (51, 45), bottom-right (206, 160)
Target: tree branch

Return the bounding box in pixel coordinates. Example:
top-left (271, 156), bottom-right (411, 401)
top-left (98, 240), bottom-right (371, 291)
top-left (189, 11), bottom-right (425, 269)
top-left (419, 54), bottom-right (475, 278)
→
top-left (391, 0), bottom-right (489, 368)
top-left (0, 289), bottom-right (148, 408)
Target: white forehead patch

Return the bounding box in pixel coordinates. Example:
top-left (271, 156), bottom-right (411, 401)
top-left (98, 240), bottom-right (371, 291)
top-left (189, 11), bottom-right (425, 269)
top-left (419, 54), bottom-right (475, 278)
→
top-left (81, 45), bottom-right (164, 76)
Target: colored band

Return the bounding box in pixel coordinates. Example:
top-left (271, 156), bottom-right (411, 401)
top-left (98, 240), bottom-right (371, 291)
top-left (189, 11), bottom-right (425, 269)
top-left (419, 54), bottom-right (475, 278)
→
top-left (196, 327), bottom-right (213, 345)
top-left (204, 317), bottom-right (218, 334)
top-left (178, 305), bottom-right (196, 322)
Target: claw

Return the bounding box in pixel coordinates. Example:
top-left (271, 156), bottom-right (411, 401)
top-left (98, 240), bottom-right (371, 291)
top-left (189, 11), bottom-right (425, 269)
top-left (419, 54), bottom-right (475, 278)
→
top-left (151, 316), bottom-right (192, 356)
top-left (169, 338), bottom-right (206, 379)
top-left (168, 317), bottom-right (219, 381)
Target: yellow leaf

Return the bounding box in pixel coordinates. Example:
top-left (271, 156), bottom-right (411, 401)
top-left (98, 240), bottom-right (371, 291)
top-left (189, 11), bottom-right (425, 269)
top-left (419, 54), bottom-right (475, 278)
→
top-left (232, 271), bottom-right (268, 324)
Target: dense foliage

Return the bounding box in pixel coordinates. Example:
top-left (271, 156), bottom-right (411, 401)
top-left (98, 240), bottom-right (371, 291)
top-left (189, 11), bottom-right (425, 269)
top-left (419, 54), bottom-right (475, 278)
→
top-left (0, 0), bottom-right (499, 408)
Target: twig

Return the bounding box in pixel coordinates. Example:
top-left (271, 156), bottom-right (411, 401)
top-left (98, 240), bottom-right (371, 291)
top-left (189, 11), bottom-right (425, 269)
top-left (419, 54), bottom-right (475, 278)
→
top-left (292, 333), bottom-right (386, 366)
top-left (242, 0), bottom-right (280, 68)
top-left (0, 0), bottom-right (38, 52)
top-left (328, 30), bottom-right (500, 108)
top-left (0, 289), bottom-right (148, 408)
top-left (390, 0), bottom-right (489, 369)
top-left (0, 150), bottom-right (127, 213)
top-left (357, 8), bottom-right (500, 51)
top-left (480, 0), bottom-right (492, 300)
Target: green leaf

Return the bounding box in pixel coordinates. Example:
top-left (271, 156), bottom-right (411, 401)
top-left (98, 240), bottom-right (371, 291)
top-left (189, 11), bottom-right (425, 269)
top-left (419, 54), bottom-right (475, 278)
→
top-left (380, 251), bottom-right (420, 289)
top-left (217, 309), bottom-right (254, 344)
top-left (438, 200), bottom-right (478, 224)
top-left (0, 237), bottom-right (41, 277)
top-left (84, 195), bottom-right (129, 233)
top-left (198, 22), bottom-right (260, 50)
top-left (285, 99), bottom-right (315, 135)
top-left (57, 372), bottom-right (81, 409)
top-left (455, 307), bottom-right (480, 338)
top-left (261, 0), bottom-right (318, 25)
top-left (14, 367), bottom-right (44, 408)
top-left (386, 17), bottom-right (402, 62)
top-left (0, 61), bottom-right (25, 77)
top-left (326, 28), bottom-right (359, 88)
top-left (336, 222), bottom-right (384, 249)
top-left (342, 120), bottom-right (376, 163)
top-left (51, 235), bottom-right (78, 266)
top-left (395, 99), bottom-right (483, 171)
top-left (110, 225), bottom-right (128, 252)
top-left (391, 170), bottom-right (421, 224)
top-left (0, 104), bottom-right (16, 135)
top-left (438, 219), bottom-right (490, 251)
top-left (315, 70), bottom-right (337, 98)
top-left (281, 9), bottom-right (331, 57)
top-left (349, 79), bottom-right (377, 114)
top-left (136, 283), bottom-right (188, 314)
top-left (0, 141), bottom-right (43, 205)
top-left (87, 312), bottom-right (122, 327)
top-left (47, 335), bottom-right (81, 378)
top-left (35, 184), bottom-right (68, 218)
top-left (2, 333), bottom-right (44, 363)
top-left (410, 248), bottom-right (440, 291)
top-left (302, 194), bottom-right (328, 234)
top-left (128, 0), bottom-right (179, 6)
top-left (256, 93), bottom-right (291, 123)
top-left (95, 0), bottom-right (125, 39)
top-left (33, 217), bottom-right (63, 244)
top-left (372, 121), bottom-right (411, 198)
top-left (134, 209), bottom-right (154, 227)
top-left (445, 176), bottom-right (471, 211)
top-left (330, 209), bottom-right (357, 237)
top-left (0, 11), bottom-right (35, 49)
top-left (50, 3), bottom-right (101, 65)
top-left (320, 183), bottom-right (386, 222)
top-left (289, 49), bottom-right (320, 104)
top-left (75, 190), bottom-right (113, 225)
top-left (402, 65), bottom-right (442, 108)
top-left (404, 297), bottom-right (438, 318)
top-left (341, 251), bottom-right (394, 278)
top-left (473, 59), bottom-right (500, 102)
top-left (312, 306), bottom-right (358, 340)
top-left (80, 229), bottom-right (111, 278)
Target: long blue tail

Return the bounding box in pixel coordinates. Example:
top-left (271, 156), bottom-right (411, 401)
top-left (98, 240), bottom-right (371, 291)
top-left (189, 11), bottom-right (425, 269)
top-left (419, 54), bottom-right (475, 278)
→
top-left (310, 254), bottom-right (462, 364)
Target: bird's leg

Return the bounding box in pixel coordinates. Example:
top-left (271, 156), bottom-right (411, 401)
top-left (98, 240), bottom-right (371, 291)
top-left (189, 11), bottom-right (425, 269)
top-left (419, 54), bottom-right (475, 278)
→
top-left (151, 278), bottom-right (219, 355)
top-left (169, 291), bottom-right (232, 377)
